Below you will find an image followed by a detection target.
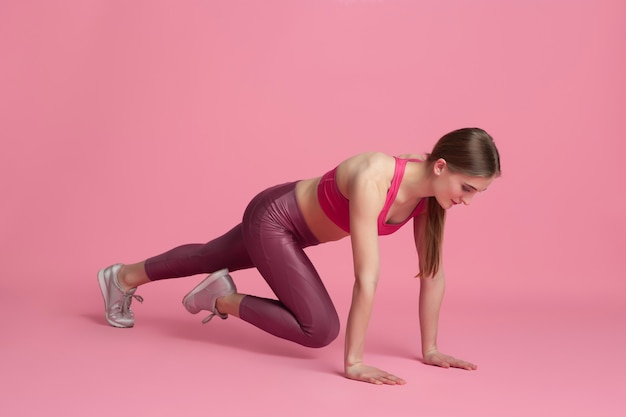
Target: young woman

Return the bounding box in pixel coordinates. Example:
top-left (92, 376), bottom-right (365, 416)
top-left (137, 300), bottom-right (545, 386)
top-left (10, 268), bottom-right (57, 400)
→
top-left (98, 127), bottom-right (501, 385)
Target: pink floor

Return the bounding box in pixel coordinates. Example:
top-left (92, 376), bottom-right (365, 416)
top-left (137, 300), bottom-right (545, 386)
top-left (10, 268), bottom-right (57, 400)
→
top-left (1, 1), bottom-right (625, 416)
top-left (2, 255), bottom-right (625, 416)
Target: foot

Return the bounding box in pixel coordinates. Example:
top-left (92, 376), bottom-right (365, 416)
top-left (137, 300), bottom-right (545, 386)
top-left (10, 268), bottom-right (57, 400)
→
top-left (182, 269), bottom-right (236, 323)
top-left (97, 264), bottom-right (144, 328)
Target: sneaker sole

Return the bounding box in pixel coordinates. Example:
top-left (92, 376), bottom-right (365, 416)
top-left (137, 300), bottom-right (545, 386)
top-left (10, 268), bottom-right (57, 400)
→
top-left (97, 267), bottom-right (133, 328)
top-left (182, 268), bottom-right (230, 314)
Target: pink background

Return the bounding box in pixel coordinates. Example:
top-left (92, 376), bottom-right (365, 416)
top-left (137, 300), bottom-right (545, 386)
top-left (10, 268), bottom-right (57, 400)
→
top-left (1, 0), bottom-right (624, 416)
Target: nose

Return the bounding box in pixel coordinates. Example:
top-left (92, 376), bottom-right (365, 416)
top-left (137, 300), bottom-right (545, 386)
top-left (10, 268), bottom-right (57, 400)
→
top-left (461, 195), bottom-right (474, 206)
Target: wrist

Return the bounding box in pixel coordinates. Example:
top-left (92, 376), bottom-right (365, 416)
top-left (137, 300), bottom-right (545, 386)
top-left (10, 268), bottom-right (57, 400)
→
top-left (422, 345), bottom-right (438, 357)
top-left (344, 357), bottom-right (363, 370)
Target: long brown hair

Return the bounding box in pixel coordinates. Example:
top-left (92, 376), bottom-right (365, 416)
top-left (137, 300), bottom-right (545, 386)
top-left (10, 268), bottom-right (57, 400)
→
top-left (418, 127), bottom-right (501, 278)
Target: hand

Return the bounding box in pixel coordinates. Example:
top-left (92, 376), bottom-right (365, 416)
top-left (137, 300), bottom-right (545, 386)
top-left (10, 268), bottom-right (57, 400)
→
top-left (345, 363), bottom-right (406, 385)
top-left (423, 349), bottom-right (477, 370)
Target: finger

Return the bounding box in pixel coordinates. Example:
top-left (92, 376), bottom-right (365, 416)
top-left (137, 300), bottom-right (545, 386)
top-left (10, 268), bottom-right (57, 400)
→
top-left (449, 359), bottom-right (478, 370)
top-left (385, 375), bottom-right (407, 385)
top-left (377, 375), bottom-right (406, 386)
top-left (368, 377), bottom-right (384, 385)
top-left (379, 376), bottom-right (399, 385)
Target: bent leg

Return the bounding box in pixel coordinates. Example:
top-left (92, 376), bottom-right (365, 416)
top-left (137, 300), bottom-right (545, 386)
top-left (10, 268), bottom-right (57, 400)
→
top-left (238, 183), bottom-right (340, 348)
top-left (238, 247), bottom-right (340, 348)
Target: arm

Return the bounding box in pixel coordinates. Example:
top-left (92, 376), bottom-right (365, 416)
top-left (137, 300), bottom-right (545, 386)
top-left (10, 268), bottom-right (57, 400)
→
top-left (413, 214), bottom-right (478, 370)
top-left (418, 263), bottom-right (445, 356)
top-left (343, 155), bottom-right (405, 385)
top-left (419, 268), bottom-right (446, 358)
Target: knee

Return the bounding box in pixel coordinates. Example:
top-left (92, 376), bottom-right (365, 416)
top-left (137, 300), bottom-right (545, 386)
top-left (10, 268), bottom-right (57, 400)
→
top-left (302, 313), bottom-right (340, 349)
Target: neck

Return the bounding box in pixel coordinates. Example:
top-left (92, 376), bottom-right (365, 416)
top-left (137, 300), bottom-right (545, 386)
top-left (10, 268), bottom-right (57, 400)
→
top-left (405, 161), bottom-right (435, 199)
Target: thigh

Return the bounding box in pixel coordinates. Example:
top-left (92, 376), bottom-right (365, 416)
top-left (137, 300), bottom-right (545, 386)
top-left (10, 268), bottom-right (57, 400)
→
top-left (249, 227), bottom-right (333, 315)
top-left (241, 183), bottom-right (336, 323)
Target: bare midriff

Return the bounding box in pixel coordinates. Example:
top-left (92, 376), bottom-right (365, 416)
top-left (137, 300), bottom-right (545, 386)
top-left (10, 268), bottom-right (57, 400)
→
top-left (295, 178), bottom-right (350, 243)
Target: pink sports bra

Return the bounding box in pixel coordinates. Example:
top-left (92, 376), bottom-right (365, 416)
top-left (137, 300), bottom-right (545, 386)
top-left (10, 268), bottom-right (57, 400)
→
top-left (317, 157), bottom-right (425, 236)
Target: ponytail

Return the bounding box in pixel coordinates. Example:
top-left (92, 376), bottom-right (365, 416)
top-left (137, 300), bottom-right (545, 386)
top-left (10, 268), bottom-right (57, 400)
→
top-left (418, 197), bottom-right (446, 278)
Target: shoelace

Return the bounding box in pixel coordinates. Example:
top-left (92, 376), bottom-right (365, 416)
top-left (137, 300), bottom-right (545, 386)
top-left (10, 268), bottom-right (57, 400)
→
top-left (120, 293), bottom-right (144, 315)
top-left (201, 311), bottom-right (227, 324)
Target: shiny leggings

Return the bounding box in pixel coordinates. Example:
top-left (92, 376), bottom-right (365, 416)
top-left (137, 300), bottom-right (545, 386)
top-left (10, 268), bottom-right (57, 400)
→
top-left (144, 182), bottom-right (340, 348)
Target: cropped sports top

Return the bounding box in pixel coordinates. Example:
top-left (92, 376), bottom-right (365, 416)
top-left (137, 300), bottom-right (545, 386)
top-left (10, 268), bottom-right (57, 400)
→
top-left (317, 157), bottom-right (425, 236)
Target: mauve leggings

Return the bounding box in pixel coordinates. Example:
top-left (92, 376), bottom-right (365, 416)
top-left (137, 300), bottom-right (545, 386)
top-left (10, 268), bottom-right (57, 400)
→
top-left (144, 182), bottom-right (340, 348)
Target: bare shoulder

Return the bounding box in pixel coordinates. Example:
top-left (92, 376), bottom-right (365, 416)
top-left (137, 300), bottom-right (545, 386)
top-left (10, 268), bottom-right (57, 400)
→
top-left (338, 152), bottom-right (395, 176)
top-left (397, 152), bottom-right (428, 161)
top-left (334, 152), bottom-right (395, 197)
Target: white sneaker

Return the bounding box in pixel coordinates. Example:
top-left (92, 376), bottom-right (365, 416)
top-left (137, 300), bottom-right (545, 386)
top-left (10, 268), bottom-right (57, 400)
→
top-left (97, 264), bottom-right (144, 328)
top-left (182, 269), bottom-right (236, 323)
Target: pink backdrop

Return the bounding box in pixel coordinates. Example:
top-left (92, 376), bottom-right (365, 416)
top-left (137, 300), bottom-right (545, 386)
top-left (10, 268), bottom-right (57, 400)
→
top-left (1, 1), bottom-right (624, 416)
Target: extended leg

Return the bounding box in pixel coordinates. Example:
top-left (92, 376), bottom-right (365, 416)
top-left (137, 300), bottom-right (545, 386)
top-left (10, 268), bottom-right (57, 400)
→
top-left (117, 224), bottom-right (254, 290)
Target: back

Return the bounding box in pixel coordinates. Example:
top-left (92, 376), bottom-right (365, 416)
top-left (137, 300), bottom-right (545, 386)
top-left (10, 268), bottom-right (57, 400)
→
top-left (317, 153), bottom-right (425, 235)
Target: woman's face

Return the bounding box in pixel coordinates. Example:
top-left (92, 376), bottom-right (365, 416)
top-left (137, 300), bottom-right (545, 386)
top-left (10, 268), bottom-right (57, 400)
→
top-left (432, 160), bottom-right (495, 210)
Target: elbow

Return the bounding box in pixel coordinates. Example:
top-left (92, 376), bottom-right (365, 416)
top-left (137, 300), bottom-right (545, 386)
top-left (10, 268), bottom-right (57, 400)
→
top-left (353, 274), bottom-right (379, 293)
top-left (353, 263), bottom-right (380, 288)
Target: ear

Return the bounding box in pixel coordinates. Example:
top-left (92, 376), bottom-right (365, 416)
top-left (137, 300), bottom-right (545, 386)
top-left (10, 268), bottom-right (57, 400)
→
top-left (433, 158), bottom-right (447, 176)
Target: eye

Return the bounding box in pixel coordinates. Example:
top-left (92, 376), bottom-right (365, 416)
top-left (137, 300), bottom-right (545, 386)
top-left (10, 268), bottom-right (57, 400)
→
top-left (462, 185), bottom-right (472, 192)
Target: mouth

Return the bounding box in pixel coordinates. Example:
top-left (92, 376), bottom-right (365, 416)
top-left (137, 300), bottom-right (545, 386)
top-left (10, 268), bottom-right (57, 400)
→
top-left (451, 200), bottom-right (459, 206)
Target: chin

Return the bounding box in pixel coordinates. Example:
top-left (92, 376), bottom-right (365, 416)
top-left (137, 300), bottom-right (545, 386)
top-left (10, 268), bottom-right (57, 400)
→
top-left (434, 197), bottom-right (447, 209)
top-left (436, 197), bottom-right (456, 210)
